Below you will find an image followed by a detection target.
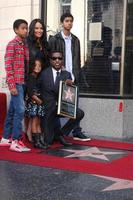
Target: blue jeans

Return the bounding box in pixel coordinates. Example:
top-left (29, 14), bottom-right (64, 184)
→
top-left (3, 84), bottom-right (25, 140)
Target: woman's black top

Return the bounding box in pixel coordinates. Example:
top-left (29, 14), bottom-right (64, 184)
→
top-left (27, 37), bottom-right (50, 69)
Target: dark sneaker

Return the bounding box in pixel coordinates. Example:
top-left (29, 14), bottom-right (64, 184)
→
top-left (73, 132), bottom-right (91, 141)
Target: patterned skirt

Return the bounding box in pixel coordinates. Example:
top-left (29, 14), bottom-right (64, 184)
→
top-left (25, 101), bottom-right (45, 117)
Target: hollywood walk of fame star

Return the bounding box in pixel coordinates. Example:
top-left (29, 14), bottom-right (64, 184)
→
top-left (62, 147), bottom-right (126, 161)
top-left (93, 175), bottom-right (133, 191)
top-left (64, 88), bottom-right (74, 102)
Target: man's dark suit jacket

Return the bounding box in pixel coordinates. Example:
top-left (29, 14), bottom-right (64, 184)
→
top-left (38, 66), bottom-right (72, 144)
top-left (39, 66), bottom-right (72, 109)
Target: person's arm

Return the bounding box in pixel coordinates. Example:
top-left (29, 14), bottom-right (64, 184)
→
top-left (27, 75), bottom-right (43, 105)
top-left (5, 41), bottom-right (17, 95)
top-left (31, 95), bottom-right (43, 105)
top-left (77, 38), bottom-right (81, 69)
top-left (65, 72), bottom-right (73, 86)
top-left (75, 38), bottom-right (81, 84)
top-left (26, 75), bottom-right (36, 97)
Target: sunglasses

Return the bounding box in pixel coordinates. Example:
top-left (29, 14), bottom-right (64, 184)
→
top-left (51, 57), bottom-right (63, 61)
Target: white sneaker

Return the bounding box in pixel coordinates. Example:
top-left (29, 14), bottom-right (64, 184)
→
top-left (18, 140), bottom-right (31, 152)
top-left (10, 140), bottom-right (31, 152)
top-left (0, 137), bottom-right (12, 146)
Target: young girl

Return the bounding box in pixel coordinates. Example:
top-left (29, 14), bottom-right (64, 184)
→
top-left (25, 59), bottom-right (48, 149)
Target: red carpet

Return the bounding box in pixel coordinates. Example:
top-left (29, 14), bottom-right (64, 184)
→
top-left (0, 137), bottom-right (133, 180)
top-left (67, 137), bottom-right (133, 151)
top-left (0, 93), bottom-right (133, 180)
top-left (0, 93), bottom-right (7, 133)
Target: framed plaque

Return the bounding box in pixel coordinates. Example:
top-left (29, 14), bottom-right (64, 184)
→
top-left (57, 81), bottom-right (78, 119)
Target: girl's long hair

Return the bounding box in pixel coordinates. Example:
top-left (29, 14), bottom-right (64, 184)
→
top-left (29, 58), bottom-right (42, 75)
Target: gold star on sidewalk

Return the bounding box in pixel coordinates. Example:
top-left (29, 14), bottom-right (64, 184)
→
top-left (94, 175), bottom-right (133, 191)
top-left (62, 147), bottom-right (126, 161)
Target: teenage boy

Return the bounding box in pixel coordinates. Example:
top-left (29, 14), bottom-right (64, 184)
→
top-left (0, 19), bottom-right (31, 152)
top-left (39, 51), bottom-right (84, 146)
top-left (49, 13), bottom-right (91, 141)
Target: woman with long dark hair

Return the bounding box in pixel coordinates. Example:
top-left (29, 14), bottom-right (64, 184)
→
top-left (25, 19), bottom-right (50, 143)
top-left (27, 18), bottom-right (50, 69)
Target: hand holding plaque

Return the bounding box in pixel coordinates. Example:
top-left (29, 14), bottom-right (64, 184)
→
top-left (65, 79), bottom-right (73, 86)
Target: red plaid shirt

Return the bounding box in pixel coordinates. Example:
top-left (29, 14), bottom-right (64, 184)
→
top-left (4, 36), bottom-right (29, 90)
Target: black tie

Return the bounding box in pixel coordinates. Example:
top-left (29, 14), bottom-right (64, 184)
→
top-left (55, 71), bottom-right (60, 90)
top-left (55, 71), bottom-right (60, 89)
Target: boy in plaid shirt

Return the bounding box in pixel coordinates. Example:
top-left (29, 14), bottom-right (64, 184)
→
top-left (0, 19), bottom-right (31, 152)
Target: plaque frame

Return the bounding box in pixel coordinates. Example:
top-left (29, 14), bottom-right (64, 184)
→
top-left (57, 81), bottom-right (78, 119)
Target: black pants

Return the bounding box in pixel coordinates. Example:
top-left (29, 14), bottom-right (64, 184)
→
top-left (42, 107), bottom-right (84, 145)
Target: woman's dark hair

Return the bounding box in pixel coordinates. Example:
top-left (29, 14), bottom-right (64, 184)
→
top-left (29, 58), bottom-right (42, 74)
top-left (28, 18), bottom-right (47, 44)
top-left (13, 19), bottom-right (28, 30)
top-left (60, 13), bottom-right (74, 23)
top-left (28, 19), bottom-right (50, 69)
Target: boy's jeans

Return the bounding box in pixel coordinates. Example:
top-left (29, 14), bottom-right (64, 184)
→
top-left (3, 84), bottom-right (25, 140)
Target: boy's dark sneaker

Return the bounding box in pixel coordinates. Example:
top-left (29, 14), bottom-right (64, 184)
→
top-left (73, 132), bottom-right (91, 141)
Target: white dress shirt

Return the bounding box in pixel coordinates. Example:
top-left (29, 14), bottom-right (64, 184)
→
top-left (52, 68), bottom-right (61, 83)
top-left (61, 31), bottom-right (74, 81)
